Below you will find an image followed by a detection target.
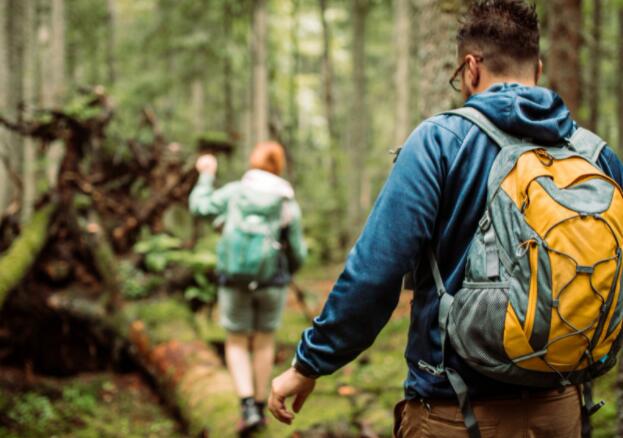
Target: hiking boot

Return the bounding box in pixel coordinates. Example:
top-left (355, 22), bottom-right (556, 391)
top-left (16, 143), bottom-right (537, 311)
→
top-left (255, 400), bottom-right (267, 427)
top-left (238, 397), bottom-right (262, 435)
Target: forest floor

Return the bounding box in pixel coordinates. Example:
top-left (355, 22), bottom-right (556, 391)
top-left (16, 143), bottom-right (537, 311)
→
top-left (0, 265), bottom-right (619, 438)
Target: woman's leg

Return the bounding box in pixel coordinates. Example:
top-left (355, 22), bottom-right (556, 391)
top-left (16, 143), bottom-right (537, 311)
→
top-left (251, 331), bottom-right (276, 401)
top-left (225, 332), bottom-right (254, 398)
top-left (218, 286), bottom-right (262, 429)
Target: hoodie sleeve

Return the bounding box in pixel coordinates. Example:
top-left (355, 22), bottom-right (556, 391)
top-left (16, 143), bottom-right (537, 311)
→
top-left (188, 173), bottom-right (238, 222)
top-left (597, 146), bottom-right (623, 188)
top-left (295, 121), bottom-right (456, 376)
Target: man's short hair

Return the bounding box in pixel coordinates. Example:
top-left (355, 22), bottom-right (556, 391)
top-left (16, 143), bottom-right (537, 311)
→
top-left (457, 0), bottom-right (540, 75)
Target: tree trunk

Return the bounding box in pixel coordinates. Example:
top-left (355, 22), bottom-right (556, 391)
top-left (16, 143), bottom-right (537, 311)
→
top-left (347, 0), bottom-right (369, 236)
top-left (319, 0), bottom-right (339, 185)
top-left (287, 0), bottom-right (300, 176)
top-left (41, 0), bottom-right (66, 187)
top-left (251, 0), bottom-right (269, 146)
top-left (393, 0), bottom-right (411, 146)
top-left (21, 0), bottom-right (37, 223)
top-left (415, 0), bottom-right (461, 119)
top-left (105, 0), bottom-right (116, 86)
top-left (587, 0), bottom-right (601, 132)
top-left (191, 78), bottom-right (205, 134)
top-left (6, 0), bottom-right (27, 210)
top-left (50, 0), bottom-right (66, 105)
top-left (547, 0), bottom-right (582, 119)
top-left (223, 1), bottom-right (235, 138)
top-left (0, 0), bottom-right (12, 216)
top-left (319, 0), bottom-right (342, 188)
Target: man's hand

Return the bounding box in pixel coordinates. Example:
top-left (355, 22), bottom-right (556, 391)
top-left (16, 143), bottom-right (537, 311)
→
top-left (269, 367), bottom-right (316, 425)
top-left (196, 154), bottom-right (218, 175)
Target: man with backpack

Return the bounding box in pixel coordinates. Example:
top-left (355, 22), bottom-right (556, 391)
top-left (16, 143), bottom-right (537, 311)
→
top-left (269, 1), bottom-right (623, 437)
top-left (190, 141), bottom-right (306, 434)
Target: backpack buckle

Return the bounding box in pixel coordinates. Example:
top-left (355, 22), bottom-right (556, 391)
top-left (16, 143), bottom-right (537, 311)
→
top-left (417, 360), bottom-right (446, 377)
top-left (479, 212), bottom-right (492, 231)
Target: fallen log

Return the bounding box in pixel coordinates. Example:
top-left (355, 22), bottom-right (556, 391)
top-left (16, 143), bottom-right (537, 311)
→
top-left (48, 292), bottom-right (222, 437)
top-left (0, 203), bottom-right (56, 307)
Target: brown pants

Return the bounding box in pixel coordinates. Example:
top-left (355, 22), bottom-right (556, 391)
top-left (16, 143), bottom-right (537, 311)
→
top-left (393, 386), bottom-right (582, 438)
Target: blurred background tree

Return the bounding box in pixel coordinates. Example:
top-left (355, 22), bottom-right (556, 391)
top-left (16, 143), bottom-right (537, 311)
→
top-left (1, 1), bottom-right (623, 436)
top-left (0, 0), bottom-right (621, 262)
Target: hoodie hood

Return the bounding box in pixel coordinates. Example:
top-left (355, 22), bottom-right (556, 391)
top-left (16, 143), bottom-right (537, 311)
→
top-left (465, 83), bottom-right (574, 145)
top-left (241, 169), bottom-right (294, 199)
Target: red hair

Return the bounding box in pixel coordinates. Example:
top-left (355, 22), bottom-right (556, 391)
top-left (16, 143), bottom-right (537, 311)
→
top-left (249, 141), bottom-right (286, 175)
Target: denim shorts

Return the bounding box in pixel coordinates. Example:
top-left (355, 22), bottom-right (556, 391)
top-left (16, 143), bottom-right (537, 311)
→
top-left (218, 285), bottom-right (288, 333)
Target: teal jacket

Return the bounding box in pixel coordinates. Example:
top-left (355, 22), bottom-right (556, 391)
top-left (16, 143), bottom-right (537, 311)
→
top-left (189, 169), bottom-right (307, 285)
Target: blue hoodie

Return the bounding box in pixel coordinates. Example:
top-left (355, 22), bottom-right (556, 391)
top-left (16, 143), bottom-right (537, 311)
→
top-left (295, 83), bottom-right (623, 399)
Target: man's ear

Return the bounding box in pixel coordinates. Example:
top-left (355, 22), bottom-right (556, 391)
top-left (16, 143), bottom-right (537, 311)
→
top-left (535, 59), bottom-right (543, 84)
top-left (465, 54), bottom-right (480, 89)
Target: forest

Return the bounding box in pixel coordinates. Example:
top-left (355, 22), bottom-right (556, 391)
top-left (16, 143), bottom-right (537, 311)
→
top-left (1, 0), bottom-right (623, 437)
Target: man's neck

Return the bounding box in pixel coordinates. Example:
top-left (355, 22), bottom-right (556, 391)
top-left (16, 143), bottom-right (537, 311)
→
top-left (473, 76), bottom-right (536, 94)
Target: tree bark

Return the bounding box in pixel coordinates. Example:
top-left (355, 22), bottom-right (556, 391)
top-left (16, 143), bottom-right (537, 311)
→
top-left (0, 0), bottom-right (12, 216)
top-left (415, 0), bottom-right (461, 119)
top-left (547, 0), bottom-right (582, 119)
top-left (105, 0), bottom-right (116, 86)
top-left (345, 0), bottom-right (370, 237)
top-left (393, 0), bottom-right (411, 146)
top-left (6, 0), bottom-right (27, 210)
top-left (319, 0), bottom-right (339, 184)
top-left (223, 1), bottom-right (235, 138)
top-left (287, 0), bottom-right (301, 174)
top-left (191, 78), bottom-right (205, 134)
top-left (319, 0), bottom-right (343, 187)
top-left (40, 0), bottom-right (66, 187)
top-left (587, 0), bottom-right (602, 132)
top-left (21, 0), bottom-right (37, 223)
top-left (50, 0), bottom-right (66, 105)
top-left (251, 0), bottom-right (269, 146)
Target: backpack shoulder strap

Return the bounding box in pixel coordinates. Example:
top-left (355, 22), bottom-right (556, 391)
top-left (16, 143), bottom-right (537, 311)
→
top-left (568, 127), bottom-right (607, 164)
top-left (444, 107), bottom-right (522, 149)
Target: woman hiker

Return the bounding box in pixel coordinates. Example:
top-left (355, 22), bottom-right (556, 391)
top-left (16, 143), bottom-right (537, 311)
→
top-left (189, 141), bottom-right (307, 434)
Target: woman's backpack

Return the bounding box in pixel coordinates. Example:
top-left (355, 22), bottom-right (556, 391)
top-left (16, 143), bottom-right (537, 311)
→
top-left (217, 190), bottom-right (285, 286)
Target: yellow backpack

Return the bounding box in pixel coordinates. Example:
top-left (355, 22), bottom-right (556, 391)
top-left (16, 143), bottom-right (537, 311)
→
top-left (421, 107), bottom-right (623, 438)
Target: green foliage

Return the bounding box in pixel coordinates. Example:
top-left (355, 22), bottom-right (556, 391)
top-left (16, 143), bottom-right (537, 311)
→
top-left (119, 260), bottom-right (163, 299)
top-left (6, 392), bottom-right (59, 435)
top-left (138, 242), bottom-right (217, 275)
top-left (0, 375), bottom-right (183, 438)
top-left (184, 272), bottom-right (217, 304)
top-left (130, 230), bottom-right (218, 304)
top-left (62, 386), bottom-right (98, 415)
top-left (63, 93), bottom-right (107, 121)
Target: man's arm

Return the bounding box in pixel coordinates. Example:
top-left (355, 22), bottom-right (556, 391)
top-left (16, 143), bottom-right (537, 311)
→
top-left (270, 121), bottom-right (458, 422)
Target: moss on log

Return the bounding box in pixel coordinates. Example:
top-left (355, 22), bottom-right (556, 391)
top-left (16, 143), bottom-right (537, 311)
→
top-left (49, 293), bottom-right (221, 437)
top-left (0, 204), bottom-right (56, 307)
